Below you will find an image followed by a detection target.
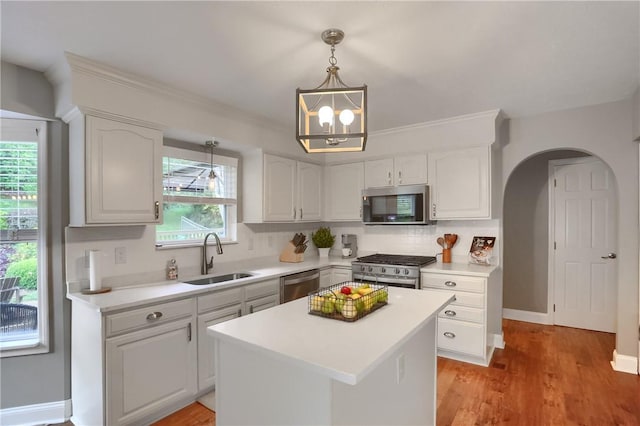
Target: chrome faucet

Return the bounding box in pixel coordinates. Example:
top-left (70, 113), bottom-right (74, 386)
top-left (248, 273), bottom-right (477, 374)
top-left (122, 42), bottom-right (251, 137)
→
top-left (202, 232), bottom-right (223, 275)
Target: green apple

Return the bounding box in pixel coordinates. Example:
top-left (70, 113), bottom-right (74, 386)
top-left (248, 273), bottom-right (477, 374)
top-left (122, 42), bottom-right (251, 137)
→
top-left (377, 290), bottom-right (388, 303)
top-left (334, 294), bottom-right (346, 313)
top-left (321, 299), bottom-right (335, 314)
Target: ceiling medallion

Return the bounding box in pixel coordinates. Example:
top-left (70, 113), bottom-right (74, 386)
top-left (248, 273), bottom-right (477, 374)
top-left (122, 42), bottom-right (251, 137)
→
top-left (296, 29), bottom-right (367, 153)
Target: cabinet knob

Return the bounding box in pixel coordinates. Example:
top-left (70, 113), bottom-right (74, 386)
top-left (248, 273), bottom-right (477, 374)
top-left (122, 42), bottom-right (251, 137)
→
top-left (443, 331), bottom-right (456, 338)
top-left (398, 171), bottom-right (402, 184)
top-left (249, 305), bottom-right (254, 314)
top-left (293, 208), bottom-right (296, 219)
top-left (444, 310), bottom-right (456, 317)
top-left (146, 311), bottom-right (163, 320)
top-left (154, 201), bottom-right (160, 220)
top-left (300, 208), bottom-right (303, 219)
top-left (237, 308), bottom-right (242, 317)
top-left (444, 281), bottom-right (456, 287)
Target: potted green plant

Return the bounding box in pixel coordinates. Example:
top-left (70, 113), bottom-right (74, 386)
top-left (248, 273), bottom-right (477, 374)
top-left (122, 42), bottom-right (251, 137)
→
top-left (311, 226), bottom-right (335, 257)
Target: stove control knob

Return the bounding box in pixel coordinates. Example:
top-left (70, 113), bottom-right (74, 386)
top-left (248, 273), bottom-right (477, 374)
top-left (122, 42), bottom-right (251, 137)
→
top-left (395, 268), bottom-right (401, 274)
top-left (360, 266), bottom-right (366, 272)
top-left (368, 266), bottom-right (373, 273)
top-left (404, 269), bottom-right (410, 275)
top-left (381, 267), bottom-right (386, 273)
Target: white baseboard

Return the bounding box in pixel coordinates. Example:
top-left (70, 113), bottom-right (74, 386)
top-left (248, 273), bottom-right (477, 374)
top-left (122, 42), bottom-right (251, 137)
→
top-left (491, 332), bottom-right (505, 349)
top-left (610, 349), bottom-right (638, 375)
top-left (503, 308), bottom-right (551, 325)
top-left (0, 399), bottom-right (71, 426)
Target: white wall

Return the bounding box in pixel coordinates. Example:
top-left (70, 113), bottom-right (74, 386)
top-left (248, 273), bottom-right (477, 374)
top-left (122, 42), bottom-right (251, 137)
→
top-left (503, 99), bottom-right (638, 357)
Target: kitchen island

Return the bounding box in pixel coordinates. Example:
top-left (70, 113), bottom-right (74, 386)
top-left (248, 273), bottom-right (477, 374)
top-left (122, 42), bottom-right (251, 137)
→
top-left (208, 287), bottom-right (454, 425)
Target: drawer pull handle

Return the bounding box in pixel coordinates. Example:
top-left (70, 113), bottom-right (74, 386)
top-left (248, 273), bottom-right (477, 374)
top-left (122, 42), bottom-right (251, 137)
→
top-left (146, 311), bottom-right (163, 320)
top-left (444, 281), bottom-right (457, 287)
top-left (444, 310), bottom-right (456, 317)
top-left (443, 331), bottom-right (456, 338)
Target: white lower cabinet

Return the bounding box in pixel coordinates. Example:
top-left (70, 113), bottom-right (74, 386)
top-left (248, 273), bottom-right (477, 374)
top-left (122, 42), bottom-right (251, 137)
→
top-left (319, 268), bottom-right (332, 288)
top-left (106, 318), bottom-right (197, 425)
top-left (196, 279), bottom-right (279, 391)
top-left (71, 280), bottom-right (280, 426)
top-left (422, 267), bottom-right (500, 366)
top-left (104, 299), bottom-right (197, 425)
top-left (331, 267), bottom-right (352, 285)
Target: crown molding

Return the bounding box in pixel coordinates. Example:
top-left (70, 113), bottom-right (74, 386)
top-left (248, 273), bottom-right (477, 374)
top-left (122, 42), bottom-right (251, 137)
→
top-left (370, 108), bottom-right (504, 137)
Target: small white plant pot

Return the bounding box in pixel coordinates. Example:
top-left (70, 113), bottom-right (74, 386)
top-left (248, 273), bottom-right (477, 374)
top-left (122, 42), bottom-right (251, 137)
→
top-left (318, 247), bottom-right (331, 258)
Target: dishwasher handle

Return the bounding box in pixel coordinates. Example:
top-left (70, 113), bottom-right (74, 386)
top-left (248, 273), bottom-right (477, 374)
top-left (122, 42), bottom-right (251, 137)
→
top-left (281, 270), bottom-right (320, 286)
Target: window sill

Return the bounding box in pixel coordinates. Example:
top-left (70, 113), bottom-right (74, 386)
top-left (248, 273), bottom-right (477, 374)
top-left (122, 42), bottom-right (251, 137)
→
top-left (155, 240), bottom-right (239, 250)
top-left (0, 338), bottom-right (49, 358)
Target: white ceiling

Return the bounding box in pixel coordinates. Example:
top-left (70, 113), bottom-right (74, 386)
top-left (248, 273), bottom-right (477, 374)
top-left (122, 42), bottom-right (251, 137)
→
top-left (2, 1), bottom-right (639, 133)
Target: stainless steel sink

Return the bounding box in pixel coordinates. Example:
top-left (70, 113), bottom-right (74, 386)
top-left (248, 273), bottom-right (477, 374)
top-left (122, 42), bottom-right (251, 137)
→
top-left (184, 273), bottom-right (253, 285)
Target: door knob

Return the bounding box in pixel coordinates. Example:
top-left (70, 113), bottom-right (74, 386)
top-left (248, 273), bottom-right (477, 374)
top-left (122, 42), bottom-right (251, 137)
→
top-left (601, 253), bottom-right (617, 259)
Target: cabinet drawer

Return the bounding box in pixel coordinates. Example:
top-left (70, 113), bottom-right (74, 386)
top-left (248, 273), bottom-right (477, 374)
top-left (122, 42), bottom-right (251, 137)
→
top-left (422, 273), bottom-right (485, 293)
top-left (438, 305), bottom-right (484, 324)
top-left (423, 287), bottom-right (484, 308)
top-left (106, 299), bottom-right (193, 337)
top-left (198, 287), bottom-right (244, 314)
top-left (246, 294), bottom-right (278, 314)
top-left (245, 279), bottom-right (279, 301)
top-left (437, 318), bottom-right (485, 357)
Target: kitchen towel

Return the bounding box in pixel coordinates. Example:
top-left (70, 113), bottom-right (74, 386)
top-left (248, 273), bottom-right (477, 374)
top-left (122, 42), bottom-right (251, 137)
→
top-left (89, 250), bottom-right (102, 291)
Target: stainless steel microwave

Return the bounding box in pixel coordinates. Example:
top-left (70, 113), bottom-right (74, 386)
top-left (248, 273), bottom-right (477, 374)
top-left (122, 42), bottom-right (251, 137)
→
top-left (362, 185), bottom-right (434, 225)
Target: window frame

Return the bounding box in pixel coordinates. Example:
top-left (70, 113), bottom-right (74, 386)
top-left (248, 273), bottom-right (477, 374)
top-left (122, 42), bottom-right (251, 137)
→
top-left (156, 145), bottom-right (238, 248)
top-left (0, 118), bottom-right (49, 357)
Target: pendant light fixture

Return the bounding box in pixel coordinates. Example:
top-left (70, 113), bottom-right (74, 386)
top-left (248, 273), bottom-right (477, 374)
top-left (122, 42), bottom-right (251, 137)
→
top-left (296, 29), bottom-right (367, 153)
top-left (205, 140), bottom-right (218, 191)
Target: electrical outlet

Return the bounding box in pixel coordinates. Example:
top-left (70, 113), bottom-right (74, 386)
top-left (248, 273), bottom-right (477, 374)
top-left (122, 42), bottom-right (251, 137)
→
top-left (115, 247), bottom-right (127, 264)
top-left (396, 354), bottom-right (405, 384)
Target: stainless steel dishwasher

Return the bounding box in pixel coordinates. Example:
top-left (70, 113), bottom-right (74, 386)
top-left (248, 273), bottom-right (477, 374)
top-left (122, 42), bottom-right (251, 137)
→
top-left (280, 269), bottom-right (320, 303)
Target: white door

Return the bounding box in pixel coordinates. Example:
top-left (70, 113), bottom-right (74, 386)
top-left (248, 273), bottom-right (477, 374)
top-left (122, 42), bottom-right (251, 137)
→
top-left (551, 157), bottom-right (617, 332)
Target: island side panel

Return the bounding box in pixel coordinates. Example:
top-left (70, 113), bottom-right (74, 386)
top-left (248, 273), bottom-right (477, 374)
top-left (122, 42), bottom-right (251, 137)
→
top-left (331, 318), bottom-right (437, 426)
top-left (214, 338), bottom-right (333, 426)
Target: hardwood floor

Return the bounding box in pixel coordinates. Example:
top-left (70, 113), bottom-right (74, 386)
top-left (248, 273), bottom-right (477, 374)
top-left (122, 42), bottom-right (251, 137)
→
top-left (150, 319), bottom-right (640, 426)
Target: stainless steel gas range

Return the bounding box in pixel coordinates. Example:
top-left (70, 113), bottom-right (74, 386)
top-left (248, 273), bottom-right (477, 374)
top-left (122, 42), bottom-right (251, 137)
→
top-left (351, 253), bottom-right (437, 289)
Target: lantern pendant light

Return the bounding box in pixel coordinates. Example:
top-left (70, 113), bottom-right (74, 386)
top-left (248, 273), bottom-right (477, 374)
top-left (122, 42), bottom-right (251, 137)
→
top-left (296, 29), bottom-right (367, 153)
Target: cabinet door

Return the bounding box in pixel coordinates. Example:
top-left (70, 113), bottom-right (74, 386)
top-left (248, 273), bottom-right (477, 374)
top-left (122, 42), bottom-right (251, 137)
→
top-left (263, 154), bottom-right (296, 221)
top-left (297, 161), bottom-right (322, 221)
top-left (319, 269), bottom-right (332, 288)
top-left (428, 146), bottom-right (490, 219)
top-left (86, 116), bottom-right (162, 224)
top-left (364, 158), bottom-right (394, 188)
top-left (331, 268), bottom-right (352, 285)
top-left (394, 154), bottom-right (427, 186)
top-left (106, 318), bottom-right (197, 425)
top-left (197, 303), bottom-right (242, 391)
top-left (326, 162), bottom-right (364, 221)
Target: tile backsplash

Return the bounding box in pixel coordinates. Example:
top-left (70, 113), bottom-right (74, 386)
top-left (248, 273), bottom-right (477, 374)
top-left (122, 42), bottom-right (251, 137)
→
top-left (65, 220), bottom-right (499, 288)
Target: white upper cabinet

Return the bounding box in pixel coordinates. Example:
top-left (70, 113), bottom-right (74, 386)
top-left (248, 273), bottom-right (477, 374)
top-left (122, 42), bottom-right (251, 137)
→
top-left (69, 113), bottom-right (163, 226)
top-left (262, 154), bottom-right (322, 222)
top-left (364, 154), bottom-right (427, 188)
top-left (297, 161), bottom-right (323, 221)
top-left (263, 154), bottom-right (297, 221)
top-left (428, 146), bottom-right (491, 220)
top-left (325, 162), bottom-right (365, 221)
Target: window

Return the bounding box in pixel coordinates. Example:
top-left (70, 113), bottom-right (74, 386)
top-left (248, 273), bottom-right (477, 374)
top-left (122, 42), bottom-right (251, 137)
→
top-left (0, 118), bottom-right (48, 356)
top-left (156, 146), bottom-right (238, 247)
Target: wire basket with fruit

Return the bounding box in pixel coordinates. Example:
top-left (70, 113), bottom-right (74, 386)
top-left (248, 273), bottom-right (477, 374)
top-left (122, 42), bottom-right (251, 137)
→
top-left (308, 282), bottom-right (388, 322)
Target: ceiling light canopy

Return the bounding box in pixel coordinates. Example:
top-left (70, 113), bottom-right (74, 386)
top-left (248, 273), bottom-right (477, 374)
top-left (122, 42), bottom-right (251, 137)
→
top-left (296, 29), bottom-right (367, 153)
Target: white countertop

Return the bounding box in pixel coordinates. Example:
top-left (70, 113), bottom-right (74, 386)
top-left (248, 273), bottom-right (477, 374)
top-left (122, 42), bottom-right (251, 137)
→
top-left (208, 287), bottom-right (455, 385)
top-left (66, 255), bottom-right (352, 313)
top-left (421, 261), bottom-right (498, 277)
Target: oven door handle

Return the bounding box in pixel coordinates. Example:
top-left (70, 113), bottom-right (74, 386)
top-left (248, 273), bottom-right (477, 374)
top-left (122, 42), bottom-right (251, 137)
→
top-left (353, 274), bottom-right (418, 286)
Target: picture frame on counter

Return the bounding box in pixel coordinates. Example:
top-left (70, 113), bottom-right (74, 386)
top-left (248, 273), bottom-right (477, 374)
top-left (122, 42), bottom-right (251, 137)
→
top-left (469, 236), bottom-right (495, 265)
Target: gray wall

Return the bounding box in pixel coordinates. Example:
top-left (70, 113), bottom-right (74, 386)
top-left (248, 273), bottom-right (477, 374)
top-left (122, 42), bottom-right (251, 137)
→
top-left (503, 150), bottom-right (588, 313)
top-left (1, 61), bottom-right (55, 119)
top-left (0, 66), bottom-right (70, 409)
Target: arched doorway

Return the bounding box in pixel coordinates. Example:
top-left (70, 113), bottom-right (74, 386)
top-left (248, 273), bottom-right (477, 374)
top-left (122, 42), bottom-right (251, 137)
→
top-left (502, 149), bottom-right (618, 333)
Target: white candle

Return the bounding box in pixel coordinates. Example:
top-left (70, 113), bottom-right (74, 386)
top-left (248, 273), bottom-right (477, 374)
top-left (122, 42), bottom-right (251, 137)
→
top-left (89, 250), bottom-right (102, 291)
